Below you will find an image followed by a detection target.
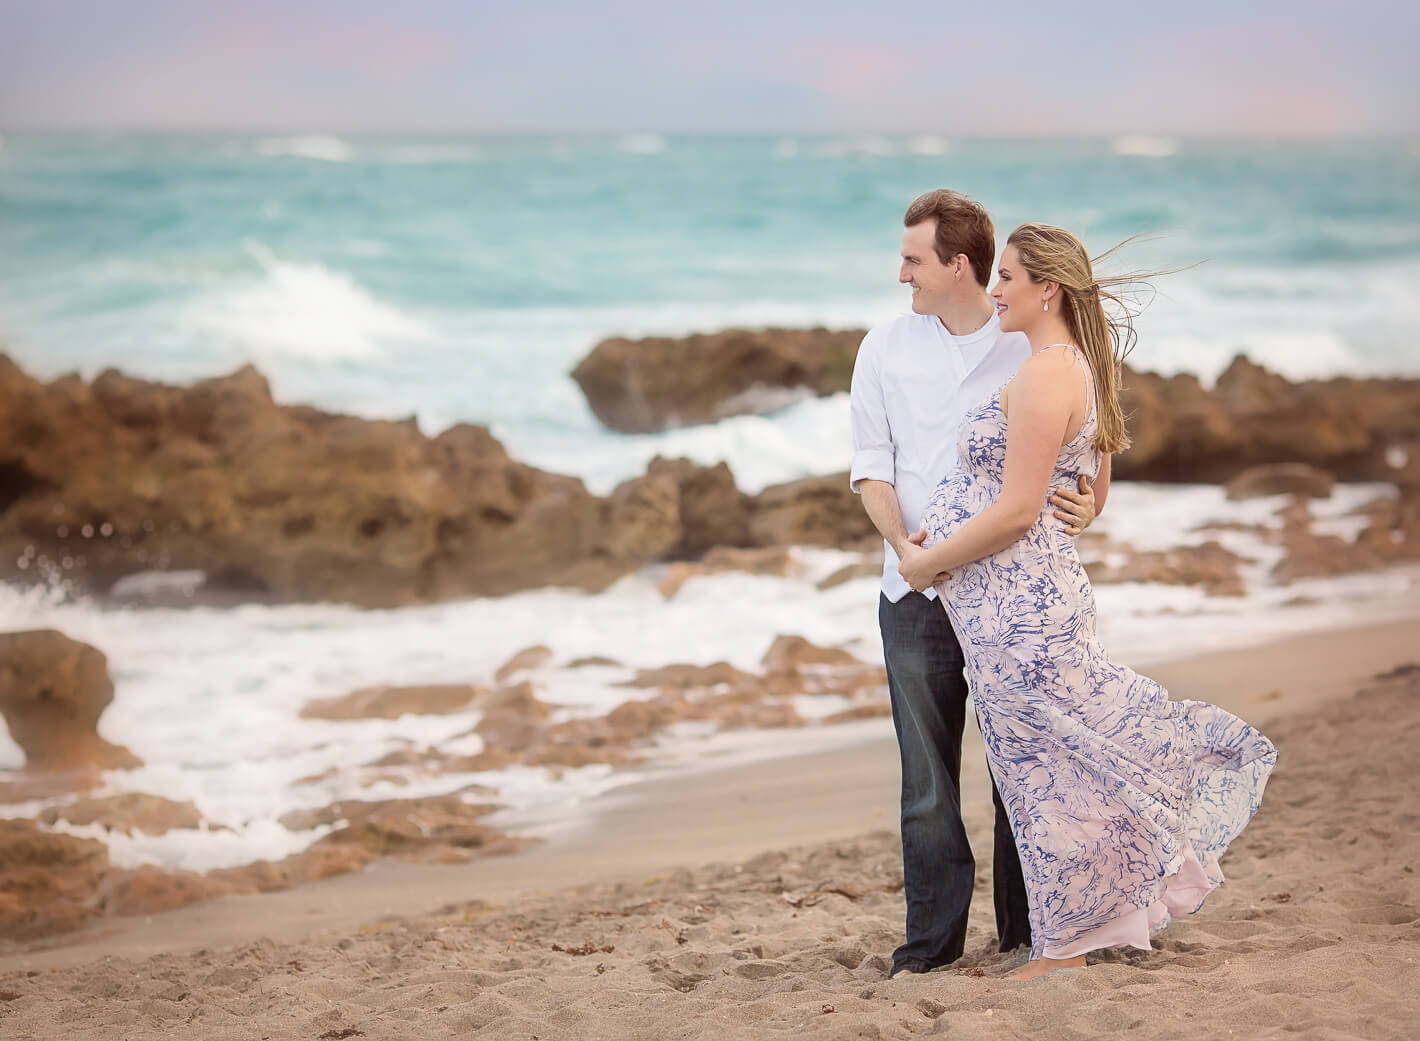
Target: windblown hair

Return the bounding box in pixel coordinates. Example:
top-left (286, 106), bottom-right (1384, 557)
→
top-left (1005, 223), bottom-right (1163, 455)
top-left (903, 190), bottom-right (996, 287)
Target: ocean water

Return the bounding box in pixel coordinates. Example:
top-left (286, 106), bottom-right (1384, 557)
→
top-left (2, 134), bottom-right (1419, 871)
top-left (1, 133), bottom-right (1418, 493)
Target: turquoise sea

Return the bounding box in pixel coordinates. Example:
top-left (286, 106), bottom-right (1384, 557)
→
top-left (1, 132), bottom-right (1417, 492)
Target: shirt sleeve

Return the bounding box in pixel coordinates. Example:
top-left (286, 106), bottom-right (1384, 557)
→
top-left (849, 331), bottom-right (894, 493)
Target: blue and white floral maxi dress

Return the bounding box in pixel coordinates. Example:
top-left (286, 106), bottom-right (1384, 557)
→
top-left (920, 346), bottom-right (1277, 960)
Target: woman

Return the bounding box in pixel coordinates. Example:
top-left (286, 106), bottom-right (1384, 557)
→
top-left (897, 224), bottom-right (1276, 980)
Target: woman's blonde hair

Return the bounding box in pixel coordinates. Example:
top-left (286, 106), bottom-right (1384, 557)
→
top-left (1005, 223), bottom-right (1160, 455)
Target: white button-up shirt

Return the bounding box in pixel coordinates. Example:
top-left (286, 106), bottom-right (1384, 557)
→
top-left (849, 312), bottom-right (1031, 602)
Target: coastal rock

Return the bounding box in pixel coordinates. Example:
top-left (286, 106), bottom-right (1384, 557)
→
top-left (0, 818), bottom-right (110, 940)
top-left (1082, 540), bottom-right (1247, 597)
top-left (816, 555), bottom-right (885, 591)
top-left (1269, 498), bottom-right (1387, 584)
top-left (93, 864), bottom-right (234, 917)
top-left (300, 684), bottom-right (484, 721)
top-left (479, 680), bottom-right (552, 719)
top-left (659, 546), bottom-right (797, 598)
top-left (282, 796), bottom-right (521, 862)
top-left (494, 645), bottom-right (554, 683)
top-left (747, 474), bottom-right (876, 548)
top-left (1225, 464), bottom-right (1336, 501)
top-left (571, 328), bottom-right (862, 433)
top-left (0, 358), bottom-right (654, 607)
top-left (643, 457), bottom-right (751, 558)
top-left (761, 635), bottom-right (860, 674)
top-left (0, 630), bottom-right (141, 772)
top-left (39, 793), bottom-right (204, 836)
top-left (1115, 357), bottom-right (1420, 483)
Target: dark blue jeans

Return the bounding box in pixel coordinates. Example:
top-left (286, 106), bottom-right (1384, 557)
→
top-left (880, 592), bottom-right (1030, 973)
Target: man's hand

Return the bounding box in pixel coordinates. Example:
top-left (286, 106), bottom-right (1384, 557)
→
top-left (898, 529), bottom-right (950, 592)
top-left (1049, 475), bottom-right (1095, 536)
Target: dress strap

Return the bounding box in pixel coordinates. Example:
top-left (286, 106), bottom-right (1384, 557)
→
top-left (1041, 343), bottom-right (1095, 427)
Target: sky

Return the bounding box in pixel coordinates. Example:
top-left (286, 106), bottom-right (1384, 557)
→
top-left (1, 1), bottom-right (1416, 135)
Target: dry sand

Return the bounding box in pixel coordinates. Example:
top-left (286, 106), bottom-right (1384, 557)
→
top-left (2, 620), bottom-right (1418, 1040)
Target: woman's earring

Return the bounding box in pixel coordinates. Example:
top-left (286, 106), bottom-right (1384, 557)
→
top-left (1043, 301), bottom-right (1049, 312)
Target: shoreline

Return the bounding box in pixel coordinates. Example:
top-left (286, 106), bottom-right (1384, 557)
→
top-left (5, 614), bottom-right (1416, 976)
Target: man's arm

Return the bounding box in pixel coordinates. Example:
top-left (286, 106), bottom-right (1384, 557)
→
top-left (858, 479), bottom-right (911, 557)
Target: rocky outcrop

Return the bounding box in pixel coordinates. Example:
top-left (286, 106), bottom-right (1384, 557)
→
top-left (1115, 358), bottom-right (1420, 483)
top-left (0, 630), bottom-right (141, 772)
top-left (309, 638), bottom-right (889, 781)
top-left (571, 329), bottom-right (861, 433)
top-left (300, 684), bottom-right (485, 721)
top-left (0, 818), bottom-right (110, 940)
top-left (0, 792), bottom-right (529, 942)
top-left (0, 357), bottom-right (670, 607)
top-left (278, 796), bottom-right (523, 862)
top-left (1081, 540), bottom-right (1248, 597)
top-left (39, 794), bottom-right (203, 836)
top-left (1225, 463), bottom-right (1336, 501)
top-left (4, 352), bottom-right (1417, 608)
top-left (571, 333), bottom-right (1420, 487)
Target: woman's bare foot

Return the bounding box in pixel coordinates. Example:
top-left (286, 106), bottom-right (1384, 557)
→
top-left (1005, 954), bottom-right (1087, 980)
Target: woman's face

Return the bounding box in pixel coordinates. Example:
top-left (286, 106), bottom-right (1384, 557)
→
top-left (991, 245), bottom-right (1039, 334)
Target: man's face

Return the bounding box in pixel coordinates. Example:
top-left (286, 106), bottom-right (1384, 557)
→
top-left (899, 220), bottom-right (957, 315)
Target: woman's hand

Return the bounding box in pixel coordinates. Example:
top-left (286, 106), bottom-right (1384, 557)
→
top-left (1049, 475), bottom-right (1095, 535)
top-left (898, 529), bottom-right (950, 592)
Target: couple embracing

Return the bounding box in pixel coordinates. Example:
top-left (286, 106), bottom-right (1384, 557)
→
top-left (849, 190), bottom-right (1277, 980)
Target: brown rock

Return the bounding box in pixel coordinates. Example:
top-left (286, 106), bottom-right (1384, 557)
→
top-left (602, 470), bottom-right (683, 562)
top-left (0, 630), bottom-right (141, 772)
top-left (93, 864), bottom-right (233, 917)
top-left (39, 793), bottom-right (203, 836)
top-left (816, 556), bottom-right (884, 591)
top-left (1269, 497), bottom-right (1388, 583)
top-left (623, 662), bottom-right (758, 691)
top-left (1225, 463), bottom-right (1336, 501)
top-left (571, 328), bottom-right (863, 433)
top-left (567, 655), bottom-right (621, 669)
top-left (478, 681), bottom-right (552, 719)
top-left (300, 684), bottom-right (483, 721)
top-left (748, 474), bottom-right (876, 548)
top-left (494, 645), bottom-right (554, 683)
top-left (659, 546), bottom-right (797, 597)
top-left (0, 357), bottom-right (666, 607)
top-left (284, 796), bottom-right (512, 861)
top-left (212, 844), bottom-right (374, 892)
top-left (761, 635), bottom-right (860, 674)
top-left (1083, 541), bottom-right (1247, 597)
top-left (1115, 357), bottom-right (1420, 483)
top-left (0, 818), bottom-right (109, 940)
top-left (644, 457), bottom-right (751, 556)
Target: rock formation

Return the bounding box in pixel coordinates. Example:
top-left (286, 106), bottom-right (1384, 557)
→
top-left (571, 328), bottom-right (861, 433)
top-left (0, 630), bottom-right (141, 772)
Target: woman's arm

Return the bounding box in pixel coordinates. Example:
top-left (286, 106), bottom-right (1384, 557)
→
top-left (898, 351), bottom-right (1078, 590)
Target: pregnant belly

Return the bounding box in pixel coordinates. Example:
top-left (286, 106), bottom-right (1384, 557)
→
top-left (923, 472), bottom-right (994, 547)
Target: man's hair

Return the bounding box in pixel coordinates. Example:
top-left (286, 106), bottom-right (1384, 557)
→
top-left (903, 190), bottom-right (995, 288)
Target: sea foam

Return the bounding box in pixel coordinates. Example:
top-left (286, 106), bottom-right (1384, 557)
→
top-left (191, 249), bottom-right (431, 361)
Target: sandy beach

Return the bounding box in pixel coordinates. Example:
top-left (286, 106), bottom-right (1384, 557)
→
top-left (1, 618), bottom-right (1416, 1039)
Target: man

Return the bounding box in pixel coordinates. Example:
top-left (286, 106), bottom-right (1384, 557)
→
top-left (850, 189), bottom-right (1097, 975)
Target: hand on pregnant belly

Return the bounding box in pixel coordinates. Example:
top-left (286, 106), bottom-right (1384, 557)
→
top-left (898, 529), bottom-right (951, 592)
